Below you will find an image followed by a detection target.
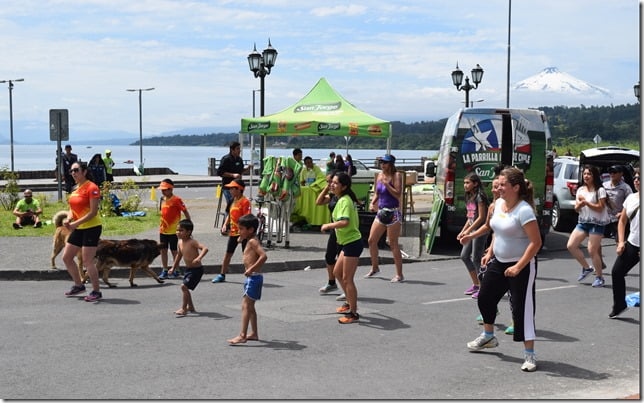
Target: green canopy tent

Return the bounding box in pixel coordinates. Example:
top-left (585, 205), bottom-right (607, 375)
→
top-left (240, 77), bottom-right (391, 148)
top-left (240, 77), bottom-right (391, 208)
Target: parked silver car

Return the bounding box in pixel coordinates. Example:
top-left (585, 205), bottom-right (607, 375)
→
top-left (552, 156), bottom-right (580, 231)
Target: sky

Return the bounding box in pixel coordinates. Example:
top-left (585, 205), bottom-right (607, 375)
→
top-left (0, 0), bottom-right (639, 143)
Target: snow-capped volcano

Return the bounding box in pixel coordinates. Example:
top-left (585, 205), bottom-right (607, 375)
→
top-left (513, 67), bottom-right (611, 96)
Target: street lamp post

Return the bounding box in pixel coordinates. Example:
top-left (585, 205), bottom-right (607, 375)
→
top-left (0, 78), bottom-right (24, 172)
top-left (451, 63), bottom-right (484, 107)
top-left (634, 82), bottom-right (640, 102)
top-left (248, 39), bottom-right (277, 172)
top-left (126, 87), bottom-right (155, 170)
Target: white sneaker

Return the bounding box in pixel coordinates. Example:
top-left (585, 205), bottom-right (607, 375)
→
top-left (467, 333), bottom-right (498, 351)
top-left (521, 353), bottom-right (537, 372)
top-left (335, 293), bottom-right (346, 301)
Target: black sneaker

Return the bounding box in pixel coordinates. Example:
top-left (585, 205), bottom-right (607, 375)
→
top-left (65, 284), bottom-right (86, 296)
top-left (609, 307), bottom-right (628, 319)
top-left (84, 290), bottom-right (103, 302)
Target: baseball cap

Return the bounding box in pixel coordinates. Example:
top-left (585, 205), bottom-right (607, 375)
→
top-left (158, 178), bottom-right (175, 190)
top-left (105, 149), bottom-right (111, 154)
top-left (608, 165), bottom-right (623, 173)
top-left (381, 154), bottom-right (396, 163)
top-left (65, 144), bottom-right (72, 149)
top-left (224, 179), bottom-right (245, 190)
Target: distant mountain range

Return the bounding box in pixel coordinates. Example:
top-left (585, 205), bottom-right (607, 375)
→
top-left (513, 67), bottom-right (611, 96)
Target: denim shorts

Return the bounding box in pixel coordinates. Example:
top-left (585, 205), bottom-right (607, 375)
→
top-left (575, 222), bottom-right (606, 236)
top-left (243, 273), bottom-right (263, 301)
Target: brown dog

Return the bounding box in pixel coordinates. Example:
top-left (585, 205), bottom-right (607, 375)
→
top-left (50, 211), bottom-right (83, 272)
top-left (91, 239), bottom-right (164, 288)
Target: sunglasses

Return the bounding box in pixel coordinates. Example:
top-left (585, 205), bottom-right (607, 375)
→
top-left (69, 168), bottom-right (80, 173)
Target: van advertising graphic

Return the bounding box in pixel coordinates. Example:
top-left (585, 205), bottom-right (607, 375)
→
top-left (460, 116), bottom-right (534, 180)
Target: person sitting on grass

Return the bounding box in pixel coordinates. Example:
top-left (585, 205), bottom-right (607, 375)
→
top-left (13, 189), bottom-right (42, 229)
top-left (169, 219), bottom-right (208, 316)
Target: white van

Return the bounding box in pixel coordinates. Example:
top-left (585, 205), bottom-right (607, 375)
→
top-left (430, 108), bottom-right (554, 243)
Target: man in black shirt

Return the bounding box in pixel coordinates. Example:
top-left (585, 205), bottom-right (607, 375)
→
top-left (217, 142), bottom-right (246, 231)
top-left (60, 144), bottom-right (78, 193)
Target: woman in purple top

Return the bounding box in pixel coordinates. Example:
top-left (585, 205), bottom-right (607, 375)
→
top-left (365, 154), bottom-right (404, 282)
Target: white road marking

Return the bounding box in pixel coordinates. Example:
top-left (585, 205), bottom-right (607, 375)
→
top-left (422, 284), bottom-right (578, 305)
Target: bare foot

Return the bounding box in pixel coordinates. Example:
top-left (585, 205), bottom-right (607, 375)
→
top-left (246, 333), bottom-right (259, 341)
top-left (364, 269), bottom-right (380, 278)
top-left (174, 308), bottom-right (187, 316)
top-left (227, 335), bottom-right (247, 345)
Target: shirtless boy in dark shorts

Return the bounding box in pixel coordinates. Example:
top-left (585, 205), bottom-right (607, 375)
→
top-left (169, 219), bottom-right (208, 316)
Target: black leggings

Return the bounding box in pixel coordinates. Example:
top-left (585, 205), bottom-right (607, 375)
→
top-left (325, 230), bottom-right (342, 265)
top-left (478, 257), bottom-right (537, 342)
top-left (611, 241), bottom-right (640, 311)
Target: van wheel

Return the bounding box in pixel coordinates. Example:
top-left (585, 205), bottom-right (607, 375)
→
top-left (552, 200), bottom-right (565, 232)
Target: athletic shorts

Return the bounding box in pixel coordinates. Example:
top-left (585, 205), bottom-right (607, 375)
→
top-left (243, 273), bottom-right (264, 301)
top-left (339, 239), bottom-right (363, 258)
top-left (67, 225), bottom-right (102, 247)
top-left (159, 233), bottom-right (179, 251)
top-left (226, 235), bottom-right (241, 254)
top-left (183, 266), bottom-right (204, 290)
top-left (575, 222), bottom-right (605, 236)
top-left (375, 208), bottom-right (402, 226)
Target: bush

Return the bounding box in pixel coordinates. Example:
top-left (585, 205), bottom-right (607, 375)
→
top-left (99, 179), bottom-right (146, 216)
top-left (0, 167), bottom-right (20, 211)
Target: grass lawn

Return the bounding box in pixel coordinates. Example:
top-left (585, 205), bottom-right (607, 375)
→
top-left (0, 201), bottom-right (159, 237)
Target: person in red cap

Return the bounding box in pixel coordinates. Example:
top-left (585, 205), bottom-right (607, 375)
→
top-left (158, 178), bottom-right (191, 279)
top-left (212, 179), bottom-right (251, 283)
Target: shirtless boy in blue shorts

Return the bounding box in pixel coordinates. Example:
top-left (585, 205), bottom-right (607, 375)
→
top-left (169, 219), bottom-right (208, 316)
top-left (228, 214), bottom-right (267, 345)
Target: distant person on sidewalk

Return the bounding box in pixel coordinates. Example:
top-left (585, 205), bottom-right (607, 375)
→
top-left (88, 153), bottom-right (107, 187)
top-left (212, 179), bottom-right (251, 284)
top-left (158, 178), bottom-right (192, 280)
top-left (103, 149), bottom-right (115, 183)
top-left (12, 189), bottom-right (42, 229)
top-left (603, 165), bottom-right (632, 239)
top-left (169, 219), bottom-right (208, 316)
top-left (228, 214), bottom-right (267, 344)
top-left (217, 142), bottom-right (249, 233)
top-left (325, 152), bottom-right (336, 175)
top-left (59, 144), bottom-right (78, 193)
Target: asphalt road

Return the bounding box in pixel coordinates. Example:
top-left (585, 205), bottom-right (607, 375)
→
top-left (0, 240), bottom-right (639, 400)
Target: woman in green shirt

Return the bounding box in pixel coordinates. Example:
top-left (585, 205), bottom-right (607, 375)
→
top-left (321, 172), bottom-right (363, 324)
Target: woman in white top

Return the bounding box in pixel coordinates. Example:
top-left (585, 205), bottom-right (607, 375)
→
top-left (566, 164), bottom-right (610, 287)
top-left (609, 168), bottom-right (639, 318)
top-left (466, 167), bottom-right (542, 372)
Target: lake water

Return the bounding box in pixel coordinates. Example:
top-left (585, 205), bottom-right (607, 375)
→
top-left (0, 144), bottom-right (437, 175)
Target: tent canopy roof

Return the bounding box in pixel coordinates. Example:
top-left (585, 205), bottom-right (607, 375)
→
top-left (241, 77), bottom-right (390, 138)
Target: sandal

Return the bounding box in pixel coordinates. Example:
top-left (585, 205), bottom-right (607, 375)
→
top-left (364, 269), bottom-right (380, 278)
top-left (390, 276), bottom-right (404, 283)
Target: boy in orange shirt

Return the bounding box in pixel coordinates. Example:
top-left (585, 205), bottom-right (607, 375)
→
top-left (158, 178), bottom-right (191, 279)
top-left (212, 179), bottom-right (251, 283)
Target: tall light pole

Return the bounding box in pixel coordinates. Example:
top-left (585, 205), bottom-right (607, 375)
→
top-left (0, 78), bottom-right (24, 172)
top-left (126, 87), bottom-right (155, 170)
top-left (248, 39), bottom-right (278, 172)
top-left (451, 63), bottom-right (484, 107)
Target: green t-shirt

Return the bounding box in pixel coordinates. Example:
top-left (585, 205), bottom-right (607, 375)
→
top-left (103, 156), bottom-right (114, 174)
top-left (15, 198), bottom-right (40, 213)
top-left (332, 194), bottom-right (361, 245)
